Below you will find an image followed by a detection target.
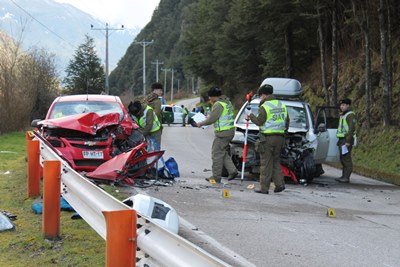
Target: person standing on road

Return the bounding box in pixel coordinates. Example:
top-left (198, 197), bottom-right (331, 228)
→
top-left (248, 84), bottom-right (289, 194)
top-left (128, 100), bottom-right (162, 149)
top-left (335, 98), bottom-right (357, 183)
top-left (146, 83), bottom-right (164, 145)
top-left (196, 87), bottom-right (238, 183)
top-left (181, 105), bottom-right (189, 127)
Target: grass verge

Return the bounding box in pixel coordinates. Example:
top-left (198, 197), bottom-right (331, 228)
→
top-left (0, 132), bottom-right (112, 266)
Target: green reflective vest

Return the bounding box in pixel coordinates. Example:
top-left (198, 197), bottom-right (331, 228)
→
top-left (260, 100), bottom-right (288, 134)
top-left (138, 106), bottom-right (161, 133)
top-left (214, 101), bottom-right (235, 132)
top-left (336, 111), bottom-right (356, 138)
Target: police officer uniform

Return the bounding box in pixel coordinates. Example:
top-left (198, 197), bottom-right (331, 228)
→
top-left (197, 87), bottom-right (238, 183)
top-left (128, 100), bottom-right (162, 148)
top-left (146, 83), bottom-right (164, 146)
top-left (249, 84), bottom-right (289, 194)
top-left (335, 98), bottom-right (357, 183)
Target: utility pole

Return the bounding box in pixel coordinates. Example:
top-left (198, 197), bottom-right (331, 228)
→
top-left (91, 23), bottom-right (124, 95)
top-left (161, 68), bottom-right (171, 98)
top-left (170, 69), bottom-right (177, 102)
top-left (135, 40), bottom-right (154, 96)
top-left (151, 59), bottom-right (163, 82)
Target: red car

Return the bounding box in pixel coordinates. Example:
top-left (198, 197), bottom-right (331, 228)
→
top-left (33, 94), bottom-right (163, 183)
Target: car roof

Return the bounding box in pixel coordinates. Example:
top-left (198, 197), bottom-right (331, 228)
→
top-left (54, 94), bottom-right (121, 103)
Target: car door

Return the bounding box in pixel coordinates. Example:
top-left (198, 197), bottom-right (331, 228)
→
top-left (162, 105), bottom-right (174, 124)
top-left (313, 107), bottom-right (330, 163)
top-left (314, 106), bottom-right (340, 163)
top-left (173, 106), bottom-right (183, 124)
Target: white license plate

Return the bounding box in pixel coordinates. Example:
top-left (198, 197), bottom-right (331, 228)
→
top-left (82, 151), bottom-right (104, 159)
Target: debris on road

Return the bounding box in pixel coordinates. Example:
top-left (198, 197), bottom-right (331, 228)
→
top-left (0, 212), bottom-right (15, 232)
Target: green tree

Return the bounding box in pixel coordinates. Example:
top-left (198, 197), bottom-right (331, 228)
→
top-left (63, 34), bottom-right (105, 94)
top-left (181, 0), bottom-right (231, 87)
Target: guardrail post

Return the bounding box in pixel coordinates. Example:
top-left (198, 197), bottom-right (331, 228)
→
top-left (103, 210), bottom-right (137, 267)
top-left (42, 160), bottom-right (61, 239)
top-left (26, 131), bottom-right (40, 197)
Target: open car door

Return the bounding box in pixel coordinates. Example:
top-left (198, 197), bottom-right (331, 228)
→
top-left (314, 106), bottom-right (340, 163)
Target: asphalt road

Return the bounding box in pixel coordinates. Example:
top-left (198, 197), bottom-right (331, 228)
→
top-left (136, 98), bottom-right (400, 267)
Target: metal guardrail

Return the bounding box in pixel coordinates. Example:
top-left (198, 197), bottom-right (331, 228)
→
top-left (32, 131), bottom-right (230, 267)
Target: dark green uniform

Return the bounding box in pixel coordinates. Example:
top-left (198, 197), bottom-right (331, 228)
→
top-left (200, 95), bottom-right (237, 182)
top-left (336, 109), bottom-right (357, 182)
top-left (249, 95), bottom-right (289, 192)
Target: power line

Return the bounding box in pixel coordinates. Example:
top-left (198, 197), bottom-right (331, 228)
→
top-left (9, 0), bottom-right (76, 49)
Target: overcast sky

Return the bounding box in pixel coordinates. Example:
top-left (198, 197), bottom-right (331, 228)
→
top-left (54, 0), bottom-right (161, 28)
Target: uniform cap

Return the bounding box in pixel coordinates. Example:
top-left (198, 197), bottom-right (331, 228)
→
top-left (151, 82), bottom-right (163, 90)
top-left (258, 84), bottom-right (273, 96)
top-left (339, 98), bottom-right (352, 105)
top-left (208, 87), bottom-right (222, 97)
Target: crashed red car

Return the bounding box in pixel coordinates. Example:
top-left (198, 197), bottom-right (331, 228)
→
top-left (32, 94), bottom-right (163, 183)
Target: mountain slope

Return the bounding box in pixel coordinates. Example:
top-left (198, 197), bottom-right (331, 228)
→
top-left (0, 0), bottom-right (139, 77)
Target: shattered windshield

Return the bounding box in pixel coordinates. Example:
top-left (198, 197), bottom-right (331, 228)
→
top-left (49, 101), bottom-right (124, 120)
top-left (237, 103), bottom-right (308, 130)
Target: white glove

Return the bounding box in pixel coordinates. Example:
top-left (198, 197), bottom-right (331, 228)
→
top-left (245, 108), bottom-right (252, 116)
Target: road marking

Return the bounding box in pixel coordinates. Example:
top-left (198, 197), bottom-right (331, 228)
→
top-left (180, 217), bottom-right (257, 267)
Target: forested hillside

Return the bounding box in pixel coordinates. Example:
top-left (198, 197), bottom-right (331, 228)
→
top-left (111, 0), bottom-right (400, 127)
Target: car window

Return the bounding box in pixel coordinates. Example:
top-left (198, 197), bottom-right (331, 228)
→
top-left (237, 103), bottom-right (308, 130)
top-left (49, 101), bottom-right (124, 120)
top-left (173, 106), bottom-right (182, 113)
top-left (163, 106), bottom-right (173, 112)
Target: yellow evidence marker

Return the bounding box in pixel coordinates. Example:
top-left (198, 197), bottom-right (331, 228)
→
top-left (327, 208), bottom-right (336, 218)
top-left (222, 189), bottom-right (230, 198)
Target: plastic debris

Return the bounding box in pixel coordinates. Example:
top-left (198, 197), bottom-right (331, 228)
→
top-left (0, 212), bottom-right (15, 232)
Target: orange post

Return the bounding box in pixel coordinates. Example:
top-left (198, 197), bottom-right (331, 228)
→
top-left (26, 131), bottom-right (40, 197)
top-left (103, 210), bottom-right (137, 267)
top-left (42, 160), bottom-right (61, 239)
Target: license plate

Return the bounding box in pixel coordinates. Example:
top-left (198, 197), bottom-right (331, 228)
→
top-left (82, 151), bottom-right (104, 159)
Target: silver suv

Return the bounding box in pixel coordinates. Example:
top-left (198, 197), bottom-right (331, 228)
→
top-left (229, 78), bottom-right (340, 184)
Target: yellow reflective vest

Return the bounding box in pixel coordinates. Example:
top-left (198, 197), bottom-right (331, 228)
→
top-left (138, 106), bottom-right (161, 133)
top-left (260, 100), bottom-right (288, 134)
top-left (336, 111), bottom-right (356, 138)
top-left (214, 101), bottom-right (235, 132)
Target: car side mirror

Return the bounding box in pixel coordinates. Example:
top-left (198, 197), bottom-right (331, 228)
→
top-left (31, 119), bottom-right (42, 128)
top-left (316, 123), bottom-right (327, 133)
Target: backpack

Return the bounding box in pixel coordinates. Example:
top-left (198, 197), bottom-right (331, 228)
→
top-left (165, 157), bottom-right (180, 178)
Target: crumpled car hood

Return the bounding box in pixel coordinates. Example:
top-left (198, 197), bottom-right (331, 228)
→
top-left (39, 112), bottom-right (121, 135)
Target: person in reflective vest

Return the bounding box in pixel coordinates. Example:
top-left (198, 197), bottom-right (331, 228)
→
top-left (248, 84), bottom-right (289, 194)
top-left (146, 83), bottom-right (164, 143)
top-left (335, 98), bottom-right (357, 183)
top-left (128, 100), bottom-right (162, 148)
top-left (181, 105), bottom-right (189, 127)
top-left (197, 87), bottom-right (238, 183)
